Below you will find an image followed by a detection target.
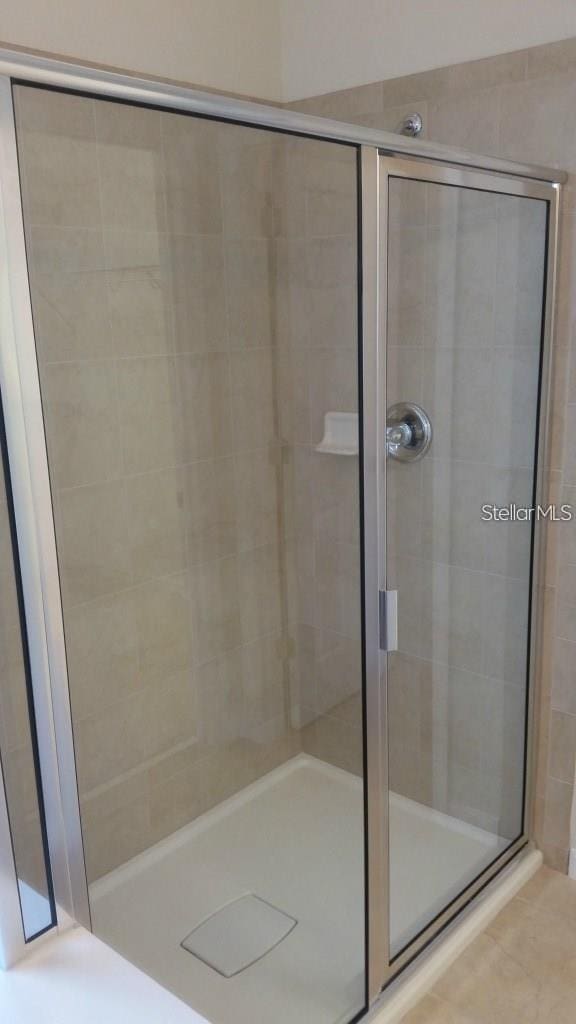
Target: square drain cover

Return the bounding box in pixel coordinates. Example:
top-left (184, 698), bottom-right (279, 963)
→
top-left (181, 894), bottom-right (297, 977)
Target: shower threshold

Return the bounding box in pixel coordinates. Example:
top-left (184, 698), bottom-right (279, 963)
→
top-left (90, 755), bottom-right (509, 1024)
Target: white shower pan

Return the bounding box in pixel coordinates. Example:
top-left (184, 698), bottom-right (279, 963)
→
top-left (90, 756), bottom-right (510, 1024)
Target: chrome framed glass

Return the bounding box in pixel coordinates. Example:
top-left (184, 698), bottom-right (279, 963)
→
top-left (373, 156), bottom-right (559, 989)
top-left (0, 43), bottom-right (562, 1016)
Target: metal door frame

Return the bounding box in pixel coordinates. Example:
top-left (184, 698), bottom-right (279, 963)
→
top-left (366, 153), bottom-right (560, 993)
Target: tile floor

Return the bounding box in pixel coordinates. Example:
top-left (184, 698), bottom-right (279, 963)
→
top-left (400, 867), bottom-right (576, 1024)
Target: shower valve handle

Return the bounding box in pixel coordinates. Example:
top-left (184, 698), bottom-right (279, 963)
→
top-left (386, 402), bottom-right (432, 462)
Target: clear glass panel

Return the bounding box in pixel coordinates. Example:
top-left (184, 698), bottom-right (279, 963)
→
top-left (14, 85), bottom-right (365, 1024)
top-left (0, 412), bottom-right (54, 939)
top-left (385, 176), bottom-right (547, 957)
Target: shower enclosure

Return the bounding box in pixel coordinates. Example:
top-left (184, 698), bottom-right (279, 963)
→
top-left (0, 50), bottom-right (561, 1024)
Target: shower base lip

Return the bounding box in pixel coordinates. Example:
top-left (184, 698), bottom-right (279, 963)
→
top-left (367, 843), bottom-right (542, 1024)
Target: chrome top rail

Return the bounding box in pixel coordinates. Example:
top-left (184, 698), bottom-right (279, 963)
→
top-left (0, 44), bottom-right (567, 185)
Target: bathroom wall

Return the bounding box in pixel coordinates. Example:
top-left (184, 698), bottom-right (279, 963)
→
top-left (13, 85), bottom-right (363, 881)
top-left (291, 35), bottom-right (576, 871)
top-left (5, 0), bottom-right (576, 107)
top-left (279, 1), bottom-right (576, 101)
top-left (0, 0), bottom-right (282, 101)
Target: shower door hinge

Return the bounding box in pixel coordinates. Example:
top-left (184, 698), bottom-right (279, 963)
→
top-left (379, 590), bottom-right (398, 652)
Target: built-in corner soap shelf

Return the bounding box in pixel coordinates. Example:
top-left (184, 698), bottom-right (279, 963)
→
top-left (315, 412), bottom-right (359, 456)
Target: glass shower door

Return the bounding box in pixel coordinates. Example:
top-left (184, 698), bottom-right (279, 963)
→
top-left (13, 84), bottom-right (367, 1024)
top-left (383, 164), bottom-right (548, 961)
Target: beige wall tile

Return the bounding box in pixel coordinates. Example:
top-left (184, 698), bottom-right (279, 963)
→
top-left (420, 459), bottom-right (490, 571)
top-left (178, 352), bottom-right (233, 460)
top-left (65, 591), bottom-right (140, 720)
top-left (188, 554), bottom-right (242, 665)
top-left (225, 239), bottom-right (273, 349)
top-left (306, 237), bottom-right (357, 351)
top-left (549, 710), bottom-right (576, 784)
top-left (314, 537), bottom-right (361, 640)
top-left (499, 76), bottom-right (573, 167)
top-left (301, 711), bottom-right (363, 776)
top-left (558, 485), bottom-right (576, 565)
top-left (167, 233), bottom-right (226, 353)
top-left (81, 773), bottom-right (150, 881)
top-left (427, 87), bottom-right (500, 153)
top-left (124, 468), bottom-right (187, 583)
top-left (95, 101), bottom-right (166, 233)
top-left (420, 348), bottom-right (493, 462)
top-left (276, 347), bottom-right (312, 444)
top-left (543, 777), bottom-right (573, 849)
top-left (237, 544), bottom-right (282, 643)
top-left (421, 564), bottom-right (485, 675)
top-left (32, 269), bottom-right (112, 363)
top-left (185, 457), bottom-right (236, 565)
top-left (300, 627), bottom-right (356, 720)
top-left (57, 480), bottom-right (133, 605)
top-left (233, 448), bottom-right (280, 551)
top-left (76, 671), bottom-right (197, 792)
top-left (116, 355), bottom-right (183, 473)
top-left (308, 349), bottom-right (358, 445)
top-left (15, 87), bottom-right (96, 138)
top-left (148, 757), bottom-right (209, 843)
top-left (541, 843), bottom-right (570, 874)
top-left (129, 574), bottom-right (192, 687)
top-left (555, 600), bottom-right (576, 643)
top-left (29, 225), bottom-right (105, 273)
top-left (491, 347), bottom-right (541, 469)
top-left (486, 468), bottom-right (534, 579)
top-left (103, 225), bottom-right (165, 270)
top-left (525, 36), bottom-right (576, 79)
top-left (83, 797), bottom-right (150, 882)
top-left (162, 114), bottom-right (222, 235)
top-left (195, 651), bottom-right (245, 746)
top-left (552, 637), bottom-right (576, 715)
top-left (106, 267), bottom-right (173, 357)
top-left (20, 130), bottom-right (101, 228)
top-left (43, 361), bottom-right (122, 488)
top-left (483, 575), bottom-right (530, 685)
top-left (241, 633), bottom-right (286, 734)
top-left (380, 49), bottom-right (526, 106)
top-left (229, 348), bottom-right (277, 451)
top-left (220, 134), bottom-right (277, 238)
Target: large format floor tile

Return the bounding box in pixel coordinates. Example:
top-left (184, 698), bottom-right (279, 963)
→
top-left (400, 867), bottom-right (576, 1024)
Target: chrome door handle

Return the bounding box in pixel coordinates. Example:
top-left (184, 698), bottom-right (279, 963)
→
top-left (379, 590), bottom-right (398, 652)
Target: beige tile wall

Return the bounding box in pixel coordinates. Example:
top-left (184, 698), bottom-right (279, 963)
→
top-left (14, 86), bottom-right (364, 881)
top-left (292, 36), bottom-right (576, 871)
